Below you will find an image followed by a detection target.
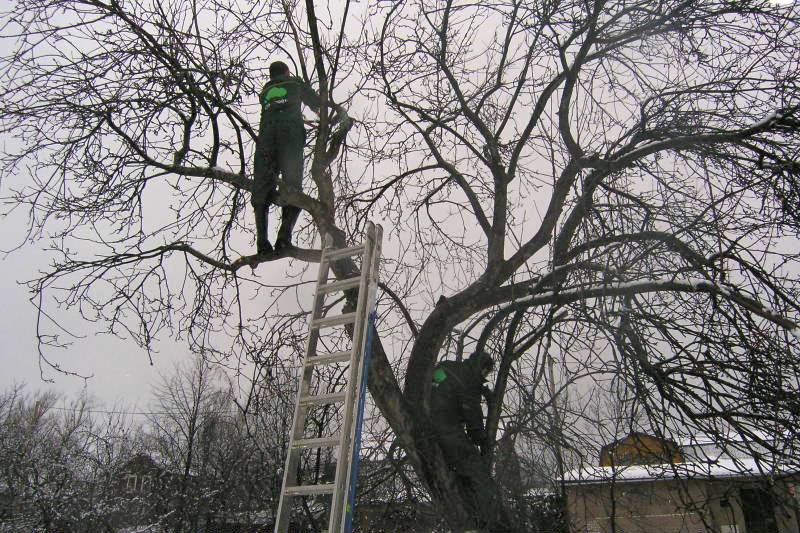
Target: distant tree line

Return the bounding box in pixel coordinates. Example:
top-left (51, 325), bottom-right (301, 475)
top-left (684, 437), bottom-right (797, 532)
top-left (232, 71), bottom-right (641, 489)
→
top-left (0, 353), bottom-right (569, 533)
top-left (0, 357), bottom-right (292, 533)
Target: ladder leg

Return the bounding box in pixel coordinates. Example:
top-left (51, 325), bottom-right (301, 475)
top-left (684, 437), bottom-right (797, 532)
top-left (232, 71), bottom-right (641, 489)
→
top-left (275, 261), bottom-right (330, 533)
top-left (275, 447), bottom-right (300, 531)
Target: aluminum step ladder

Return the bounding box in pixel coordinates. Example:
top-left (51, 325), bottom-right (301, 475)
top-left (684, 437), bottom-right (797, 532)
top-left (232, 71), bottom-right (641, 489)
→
top-left (274, 222), bottom-right (382, 533)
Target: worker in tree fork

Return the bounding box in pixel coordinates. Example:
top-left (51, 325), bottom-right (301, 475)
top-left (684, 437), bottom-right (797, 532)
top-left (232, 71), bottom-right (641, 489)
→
top-left (252, 61), bottom-right (325, 254)
top-left (431, 350), bottom-right (513, 531)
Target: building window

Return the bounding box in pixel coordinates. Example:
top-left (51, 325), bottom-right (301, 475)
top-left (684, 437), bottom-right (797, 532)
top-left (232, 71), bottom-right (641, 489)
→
top-left (140, 475), bottom-right (152, 492)
top-left (126, 474), bottom-right (137, 491)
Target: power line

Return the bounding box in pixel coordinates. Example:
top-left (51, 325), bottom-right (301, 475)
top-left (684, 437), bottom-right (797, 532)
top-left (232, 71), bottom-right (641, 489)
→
top-left (49, 405), bottom-right (212, 417)
top-left (47, 404), bottom-right (384, 423)
top-left (49, 405), bottom-right (247, 418)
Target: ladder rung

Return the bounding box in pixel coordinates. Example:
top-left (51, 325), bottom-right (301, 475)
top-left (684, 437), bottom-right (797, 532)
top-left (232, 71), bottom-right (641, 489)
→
top-left (284, 483), bottom-right (336, 496)
top-left (307, 350), bottom-right (352, 366)
top-left (325, 244), bottom-right (365, 261)
top-left (292, 435), bottom-right (341, 449)
top-left (311, 312), bottom-right (357, 329)
top-left (299, 391), bottom-right (347, 406)
top-left (317, 276), bottom-right (362, 294)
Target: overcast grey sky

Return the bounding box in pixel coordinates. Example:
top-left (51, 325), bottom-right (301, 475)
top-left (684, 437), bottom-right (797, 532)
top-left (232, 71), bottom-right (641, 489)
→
top-left (0, 207), bottom-right (186, 406)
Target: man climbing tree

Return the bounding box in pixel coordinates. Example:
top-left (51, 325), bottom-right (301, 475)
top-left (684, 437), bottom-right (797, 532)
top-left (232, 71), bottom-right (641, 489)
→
top-left (431, 351), bottom-right (512, 532)
top-left (252, 60), bottom-right (324, 254)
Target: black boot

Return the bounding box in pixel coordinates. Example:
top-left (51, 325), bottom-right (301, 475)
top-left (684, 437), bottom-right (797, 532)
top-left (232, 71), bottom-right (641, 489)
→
top-left (275, 205), bottom-right (300, 250)
top-left (254, 204), bottom-right (272, 254)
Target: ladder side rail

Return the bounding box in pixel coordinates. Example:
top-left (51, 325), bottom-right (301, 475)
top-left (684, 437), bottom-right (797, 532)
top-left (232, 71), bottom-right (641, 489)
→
top-left (274, 236), bottom-right (335, 533)
top-left (328, 223), bottom-right (378, 532)
top-left (343, 311), bottom-right (377, 533)
top-left (340, 225), bottom-right (382, 533)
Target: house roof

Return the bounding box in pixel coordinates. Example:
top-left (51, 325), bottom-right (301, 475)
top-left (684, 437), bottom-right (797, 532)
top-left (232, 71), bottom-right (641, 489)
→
top-left (563, 457), bottom-right (800, 485)
top-left (601, 431), bottom-right (679, 450)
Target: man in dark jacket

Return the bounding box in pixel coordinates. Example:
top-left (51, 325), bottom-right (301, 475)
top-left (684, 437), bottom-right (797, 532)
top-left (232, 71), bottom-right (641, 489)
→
top-left (252, 61), bottom-right (323, 254)
top-left (431, 350), bottom-right (512, 532)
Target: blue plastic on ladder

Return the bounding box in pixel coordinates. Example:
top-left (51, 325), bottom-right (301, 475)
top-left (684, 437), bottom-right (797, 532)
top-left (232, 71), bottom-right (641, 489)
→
top-left (344, 311), bottom-right (376, 533)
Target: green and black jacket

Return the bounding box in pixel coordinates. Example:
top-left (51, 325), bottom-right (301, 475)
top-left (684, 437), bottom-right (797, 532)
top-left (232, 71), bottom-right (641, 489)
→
top-left (259, 74), bottom-right (322, 123)
top-left (431, 352), bottom-right (491, 444)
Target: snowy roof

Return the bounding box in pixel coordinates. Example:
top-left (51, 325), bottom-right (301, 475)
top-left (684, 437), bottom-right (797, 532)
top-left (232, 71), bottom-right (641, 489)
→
top-left (673, 427), bottom-right (780, 448)
top-left (562, 457), bottom-right (800, 485)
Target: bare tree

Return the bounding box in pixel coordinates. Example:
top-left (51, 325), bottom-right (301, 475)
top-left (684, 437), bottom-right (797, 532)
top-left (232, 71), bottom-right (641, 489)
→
top-left (146, 355), bottom-right (231, 531)
top-left (0, 386), bottom-right (137, 533)
top-left (2, 0), bottom-right (800, 530)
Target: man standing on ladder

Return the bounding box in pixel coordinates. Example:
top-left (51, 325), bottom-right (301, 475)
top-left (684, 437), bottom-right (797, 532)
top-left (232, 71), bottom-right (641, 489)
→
top-left (252, 61), bottom-right (341, 254)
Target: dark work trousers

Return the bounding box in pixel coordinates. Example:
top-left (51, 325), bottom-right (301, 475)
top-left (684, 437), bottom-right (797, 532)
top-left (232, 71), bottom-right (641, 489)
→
top-left (432, 424), bottom-right (513, 532)
top-left (252, 118), bottom-right (306, 247)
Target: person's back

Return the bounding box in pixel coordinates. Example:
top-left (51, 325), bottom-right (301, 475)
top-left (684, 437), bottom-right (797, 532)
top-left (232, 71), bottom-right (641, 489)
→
top-left (259, 72), bottom-right (321, 123)
top-left (431, 353), bottom-right (489, 445)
